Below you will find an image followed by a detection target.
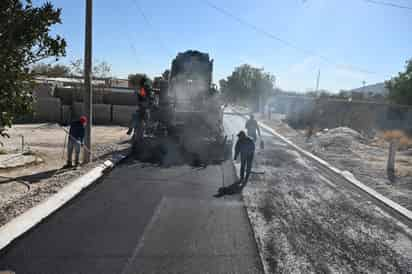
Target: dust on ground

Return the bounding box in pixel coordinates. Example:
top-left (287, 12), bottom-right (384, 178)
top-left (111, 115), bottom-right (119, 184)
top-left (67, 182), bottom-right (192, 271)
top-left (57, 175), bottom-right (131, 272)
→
top-left (260, 114), bottom-right (412, 211)
top-left (243, 137), bottom-right (412, 273)
top-left (0, 124), bottom-right (130, 226)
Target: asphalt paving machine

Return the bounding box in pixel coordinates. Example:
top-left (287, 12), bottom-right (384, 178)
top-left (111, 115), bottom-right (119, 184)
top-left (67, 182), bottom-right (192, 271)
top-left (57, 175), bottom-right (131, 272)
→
top-left (133, 50), bottom-right (231, 165)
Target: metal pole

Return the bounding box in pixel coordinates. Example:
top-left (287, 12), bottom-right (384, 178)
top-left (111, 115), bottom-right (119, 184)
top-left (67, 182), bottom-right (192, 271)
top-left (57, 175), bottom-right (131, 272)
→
top-left (83, 0), bottom-right (92, 163)
top-left (315, 69), bottom-right (320, 92)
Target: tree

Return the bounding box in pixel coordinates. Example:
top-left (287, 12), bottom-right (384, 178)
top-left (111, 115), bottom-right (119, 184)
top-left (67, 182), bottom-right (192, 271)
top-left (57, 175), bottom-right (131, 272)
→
top-left (70, 58), bottom-right (83, 76)
top-left (0, 0), bottom-right (66, 132)
top-left (69, 58), bottom-right (112, 78)
top-left (31, 63), bottom-right (71, 77)
top-left (128, 73), bottom-right (152, 89)
top-left (162, 69), bottom-right (170, 81)
top-left (93, 60), bottom-right (111, 78)
top-left (219, 64), bottom-right (275, 108)
top-left (386, 58), bottom-right (412, 105)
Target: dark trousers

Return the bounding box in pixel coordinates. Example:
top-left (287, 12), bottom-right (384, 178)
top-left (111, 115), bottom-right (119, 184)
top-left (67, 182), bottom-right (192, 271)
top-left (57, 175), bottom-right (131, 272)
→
top-left (240, 152), bottom-right (254, 181)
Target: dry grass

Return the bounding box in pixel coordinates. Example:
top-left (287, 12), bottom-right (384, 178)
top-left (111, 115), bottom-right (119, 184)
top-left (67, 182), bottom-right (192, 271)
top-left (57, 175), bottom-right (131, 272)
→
top-left (382, 130), bottom-right (412, 149)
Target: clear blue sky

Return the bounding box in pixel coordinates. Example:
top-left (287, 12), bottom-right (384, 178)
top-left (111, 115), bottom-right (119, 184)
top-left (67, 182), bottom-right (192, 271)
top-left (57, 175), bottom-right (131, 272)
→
top-left (37, 0), bottom-right (412, 92)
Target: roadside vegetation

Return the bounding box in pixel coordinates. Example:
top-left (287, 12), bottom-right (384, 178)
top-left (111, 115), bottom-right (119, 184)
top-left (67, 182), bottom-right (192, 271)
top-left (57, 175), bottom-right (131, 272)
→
top-left (0, 0), bottom-right (66, 135)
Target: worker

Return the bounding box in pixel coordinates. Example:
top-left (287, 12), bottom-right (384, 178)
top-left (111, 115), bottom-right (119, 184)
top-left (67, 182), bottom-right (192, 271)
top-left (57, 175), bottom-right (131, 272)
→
top-left (127, 109), bottom-right (139, 137)
top-left (245, 114), bottom-right (261, 142)
top-left (64, 116), bottom-right (87, 168)
top-left (128, 108), bottom-right (146, 143)
top-left (234, 130), bottom-right (255, 184)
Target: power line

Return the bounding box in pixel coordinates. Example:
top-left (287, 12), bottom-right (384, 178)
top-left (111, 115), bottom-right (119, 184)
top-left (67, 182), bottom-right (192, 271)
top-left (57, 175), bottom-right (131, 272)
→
top-left (130, 0), bottom-right (172, 56)
top-left (201, 0), bottom-right (378, 76)
top-left (364, 0), bottom-right (412, 10)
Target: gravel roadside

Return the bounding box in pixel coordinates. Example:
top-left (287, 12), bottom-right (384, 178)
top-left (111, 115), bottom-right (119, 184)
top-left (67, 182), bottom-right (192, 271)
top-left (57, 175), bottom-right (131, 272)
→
top-left (243, 137), bottom-right (412, 273)
top-left (0, 124), bottom-right (131, 227)
top-left (259, 114), bottom-right (412, 211)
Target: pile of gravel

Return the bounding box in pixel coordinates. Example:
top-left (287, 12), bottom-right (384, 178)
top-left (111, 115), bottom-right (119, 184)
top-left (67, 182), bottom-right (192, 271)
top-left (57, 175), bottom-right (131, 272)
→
top-left (311, 127), bottom-right (366, 154)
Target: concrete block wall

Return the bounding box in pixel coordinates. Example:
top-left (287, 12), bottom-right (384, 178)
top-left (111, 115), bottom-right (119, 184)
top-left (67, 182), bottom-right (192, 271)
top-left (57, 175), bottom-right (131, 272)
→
top-left (112, 105), bottom-right (136, 126)
top-left (104, 92), bottom-right (137, 106)
top-left (61, 105), bottom-right (72, 125)
top-left (54, 87), bottom-right (74, 105)
top-left (33, 84), bottom-right (54, 98)
top-left (33, 98), bottom-right (61, 122)
top-left (72, 102), bottom-right (84, 121)
top-left (55, 87), bottom-right (110, 105)
top-left (93, 104), bottom-right (111, 124)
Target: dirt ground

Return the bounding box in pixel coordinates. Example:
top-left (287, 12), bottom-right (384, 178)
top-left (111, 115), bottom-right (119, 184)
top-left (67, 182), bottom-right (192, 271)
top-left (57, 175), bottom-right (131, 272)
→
top-left (243, 137), bottom-right (412, 273)
top-left (259, 113), bottom-right (412, 211)
top-left (0, 124), bottom-right (130, 226)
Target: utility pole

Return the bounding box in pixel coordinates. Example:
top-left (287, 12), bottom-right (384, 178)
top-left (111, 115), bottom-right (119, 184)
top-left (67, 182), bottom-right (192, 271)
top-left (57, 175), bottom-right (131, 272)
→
top-left (83, 0), bottom-right (93, 163)
top-left (315, 69), bottom-right (320, 92)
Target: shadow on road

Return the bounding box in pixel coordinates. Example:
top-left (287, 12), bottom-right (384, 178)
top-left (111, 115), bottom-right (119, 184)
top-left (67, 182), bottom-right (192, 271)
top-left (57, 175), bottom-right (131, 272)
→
top-left (213, 181), bottom-right (244, 198)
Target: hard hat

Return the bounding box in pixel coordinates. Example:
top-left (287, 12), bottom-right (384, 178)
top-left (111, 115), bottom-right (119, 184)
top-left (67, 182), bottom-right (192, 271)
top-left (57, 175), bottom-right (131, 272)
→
top-left (139, 87), bottom-right (147, 97)
top-left (237, 130), bottom-right (246, 137)
top-left (80, 116), bottom-right (88, 125)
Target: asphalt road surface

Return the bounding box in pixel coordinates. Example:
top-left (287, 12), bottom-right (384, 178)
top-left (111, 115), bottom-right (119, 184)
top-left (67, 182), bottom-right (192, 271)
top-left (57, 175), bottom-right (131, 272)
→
top-left (0, 113), bottom-right (263, 274)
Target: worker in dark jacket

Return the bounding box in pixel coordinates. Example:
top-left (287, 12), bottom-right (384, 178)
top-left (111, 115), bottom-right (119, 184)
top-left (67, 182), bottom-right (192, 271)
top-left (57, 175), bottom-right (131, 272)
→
top-left (65, 116), bottom-right (87, 167)
top-left (245, 114), bottom-right (261, 142)
top-left (234, 130), bottom-right (255, 184)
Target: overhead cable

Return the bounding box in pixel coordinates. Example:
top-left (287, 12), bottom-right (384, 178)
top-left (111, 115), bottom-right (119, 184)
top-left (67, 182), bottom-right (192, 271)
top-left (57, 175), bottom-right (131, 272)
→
top-left (202, 0), bottom-right (379, 76)
top-left (364, 0), bottom-right (412, 10)
top-left (131, 0), bottom-right (172, 55)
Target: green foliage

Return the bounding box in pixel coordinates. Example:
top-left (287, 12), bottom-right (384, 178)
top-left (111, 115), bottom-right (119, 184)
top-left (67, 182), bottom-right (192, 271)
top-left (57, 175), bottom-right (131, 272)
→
top-left (386, 59), bottom-right (412, 105)
top-left (128, 73), bottom-right (152, 89)
top-left (219, 64), bottom-right (275, 105)
top-left (0, 0), bottom-right (66, 130)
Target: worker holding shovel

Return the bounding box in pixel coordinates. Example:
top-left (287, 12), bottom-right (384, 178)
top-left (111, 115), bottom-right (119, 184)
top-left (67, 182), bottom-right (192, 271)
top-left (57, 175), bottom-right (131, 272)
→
top-left (234, 130), bottom-right (255, 185)
top-left (63, 116), bottom-right (87, 168)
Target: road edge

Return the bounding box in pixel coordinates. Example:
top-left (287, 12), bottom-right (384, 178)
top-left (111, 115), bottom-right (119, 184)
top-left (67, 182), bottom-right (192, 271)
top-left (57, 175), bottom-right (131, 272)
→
top-left (231, 161), bottom-right (269, 274)
top-left (0, 152), bottom-right (129, 252)
top-left (231, 108), bottom-right (412, 222)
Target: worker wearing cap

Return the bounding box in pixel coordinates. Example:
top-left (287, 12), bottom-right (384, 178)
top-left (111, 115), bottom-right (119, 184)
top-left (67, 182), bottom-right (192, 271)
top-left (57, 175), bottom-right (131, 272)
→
top-left (64, 116), bottom-right (87, 168)
top-left (234, 130), bottom-right (255, 184)
top-left (245, 114), bottom-right (261, 142)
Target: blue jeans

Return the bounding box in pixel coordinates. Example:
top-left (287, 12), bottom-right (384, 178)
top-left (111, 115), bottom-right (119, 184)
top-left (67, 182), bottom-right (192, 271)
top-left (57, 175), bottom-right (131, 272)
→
top-left (67, 138), bottom-right (81, 165)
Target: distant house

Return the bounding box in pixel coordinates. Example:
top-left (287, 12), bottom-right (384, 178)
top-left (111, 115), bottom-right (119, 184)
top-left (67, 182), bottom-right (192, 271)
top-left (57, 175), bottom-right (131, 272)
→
top-left (34, 76), bottom-right (136, 96)
top-left (34, 76), bottom-right (106, 88)
top-left (108, 78), bottom-right (130, 88)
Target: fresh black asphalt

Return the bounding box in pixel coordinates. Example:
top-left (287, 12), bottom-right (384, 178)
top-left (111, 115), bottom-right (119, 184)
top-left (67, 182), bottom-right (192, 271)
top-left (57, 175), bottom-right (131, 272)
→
top-left (0, 158), bottom-right (263, 274)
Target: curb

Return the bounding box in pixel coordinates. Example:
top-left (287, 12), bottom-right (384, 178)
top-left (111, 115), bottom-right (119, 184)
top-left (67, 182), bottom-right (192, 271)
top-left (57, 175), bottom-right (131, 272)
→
top-left (230, 108), bottom-right (412, 222)
top-left (231, 161), bottom-right (269, 274)
top-left (0, 152), bottom-right (129, 252)
top-left (256, 121), bottom-right (412, 223)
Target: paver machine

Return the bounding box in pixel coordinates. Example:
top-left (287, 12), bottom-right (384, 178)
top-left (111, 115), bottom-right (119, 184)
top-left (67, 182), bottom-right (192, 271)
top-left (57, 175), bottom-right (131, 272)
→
top-left (158, 50), bottom-right (231, 164)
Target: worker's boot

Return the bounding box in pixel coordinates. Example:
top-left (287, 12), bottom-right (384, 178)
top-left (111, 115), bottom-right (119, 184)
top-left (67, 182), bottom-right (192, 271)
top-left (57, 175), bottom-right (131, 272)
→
top-left (62, 161), bottom-right (73, 169)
